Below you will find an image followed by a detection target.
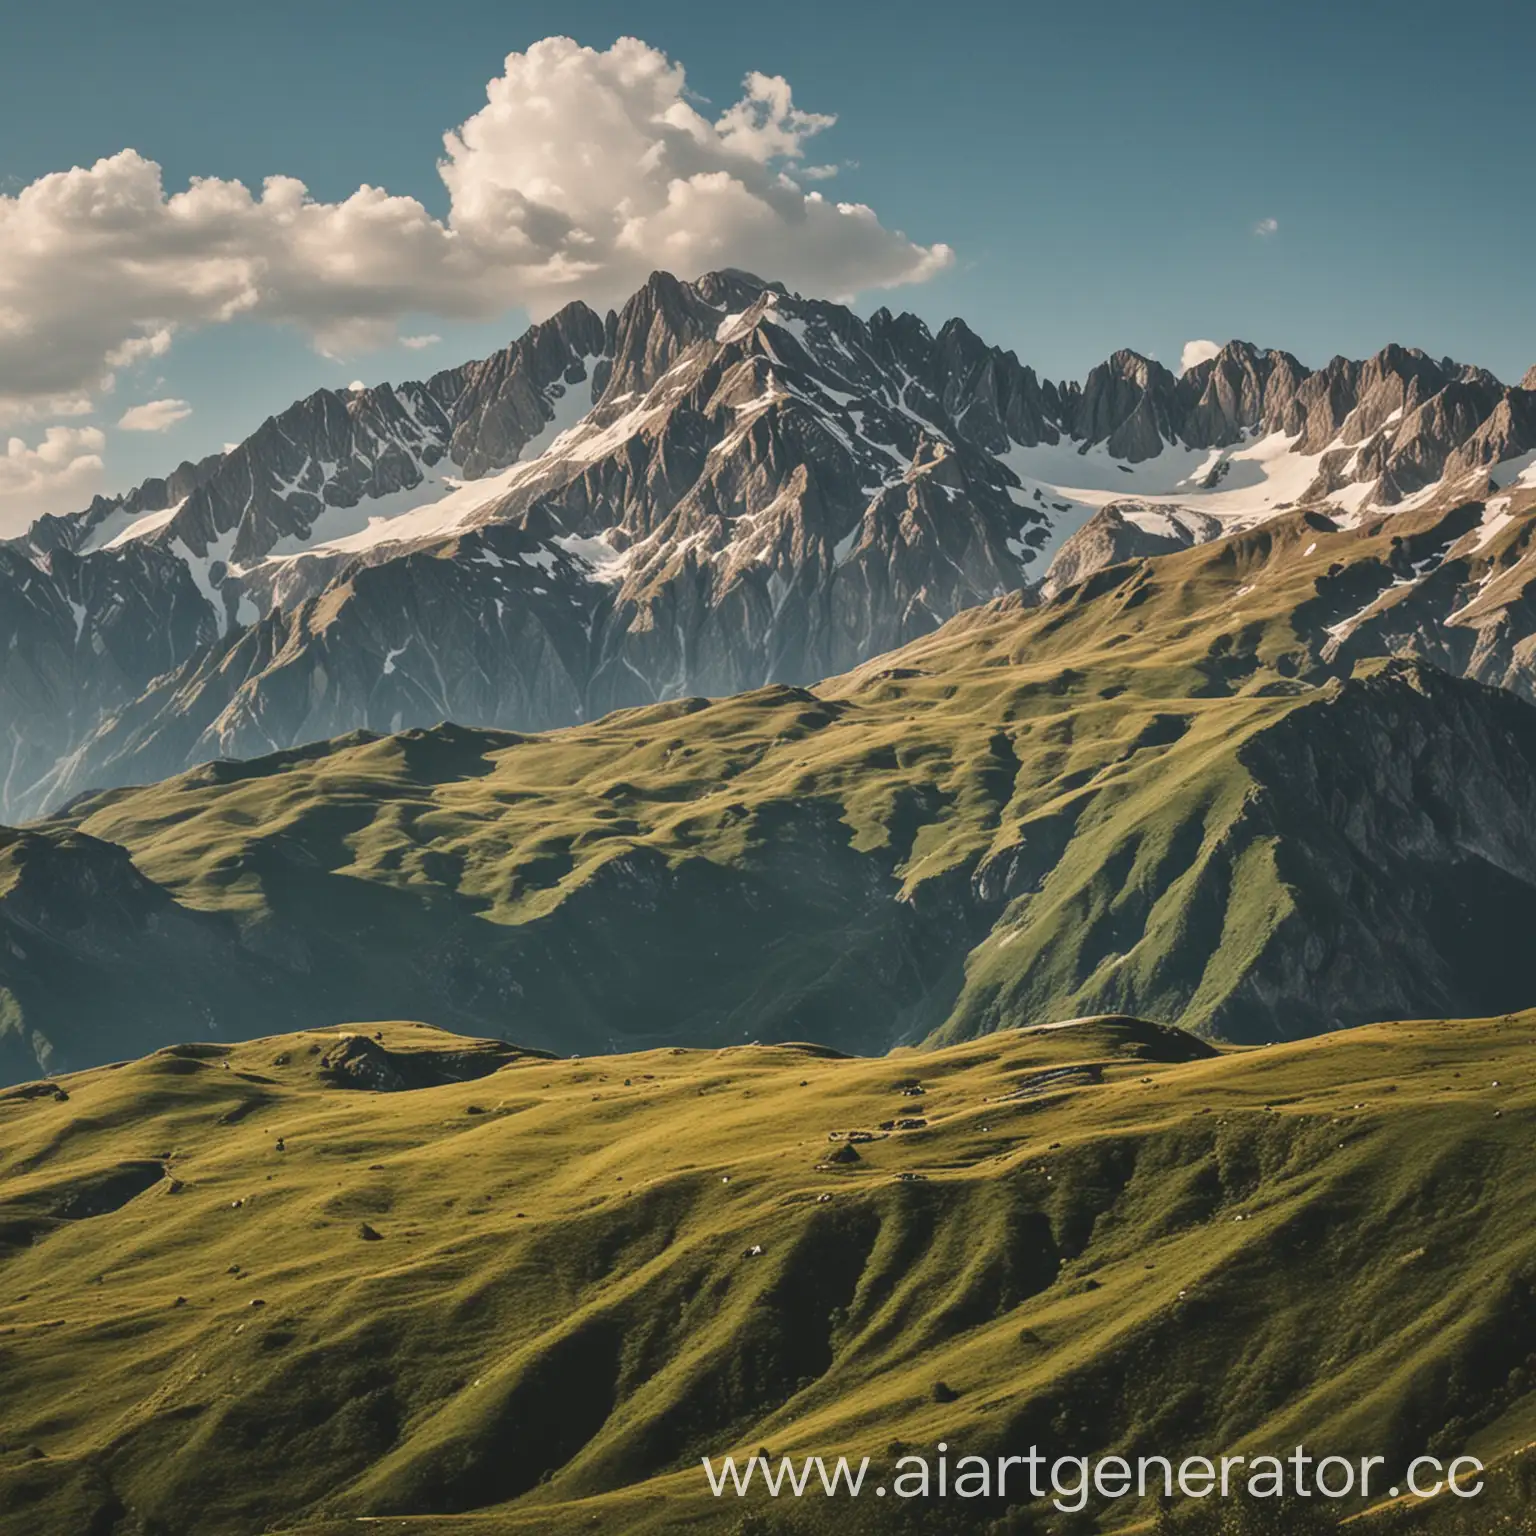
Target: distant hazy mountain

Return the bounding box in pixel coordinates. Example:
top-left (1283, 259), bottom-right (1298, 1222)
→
top-left (4, 268), bottom-right (1535, 822)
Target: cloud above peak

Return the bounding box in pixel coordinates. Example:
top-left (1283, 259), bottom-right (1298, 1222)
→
top-left (0, 36), bottom-right (951, 426)
top-left (1180, 339), bottom-right (1221, 374)
top-left (435, 38), bottom-right (949, 309)
top-left (1, 426), bottom-right (106, 521)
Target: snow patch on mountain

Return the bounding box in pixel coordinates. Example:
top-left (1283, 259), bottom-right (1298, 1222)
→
top-left (171, 526), bottom-right (238, 636)
top-left (87, 500), bottom-right (187, 552)
top-left (263, 470), bottom-right (457, 558)
top-left (1464, 449), bottom-right (1536, 553)
top-left (999, 430), bottom-right (1332, 524)
top-left (257, 365), bottom-right (609, 563)
top-left (271, 464), bottom-right (518, 559)
top-left (553, 530), bottom-right (631, 583)
top-left (1492, 449), bottom-right (1536, 497)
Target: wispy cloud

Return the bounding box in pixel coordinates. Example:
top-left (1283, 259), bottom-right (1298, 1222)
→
top-left (1253, 216), bottom-right (1279, 238)
top-left (400, 334), bottom-right (442, 350)
top-left (117, 398), bottom-right (193, 433)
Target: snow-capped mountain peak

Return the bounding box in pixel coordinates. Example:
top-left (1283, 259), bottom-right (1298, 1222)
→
top-left (3, 269), bottom-right (1535, 820)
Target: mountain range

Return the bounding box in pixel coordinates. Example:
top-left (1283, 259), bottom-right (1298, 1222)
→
top-left (2, 271), bottom-right (1536, 1080)
top-left (4, 272), bottom-right (1536, 1536)
top-left (4, 269), bottom-right (1535, 828)
top-left (7, 492), bottom-right (1536, 1080)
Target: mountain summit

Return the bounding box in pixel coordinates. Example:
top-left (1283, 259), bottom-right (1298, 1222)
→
top-left (3, 271), bottom-right (1535, 820)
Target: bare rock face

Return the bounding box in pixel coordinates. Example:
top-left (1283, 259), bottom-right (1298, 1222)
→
top-left (315, 1033), bottom-right (530, 1091)
top-left (446, 302), bottom-right (611, 478)
top-left (0, 539), bottom-right (220, 826)
top-left (1067, 351), bottom-right (1182, 461)
top-left (5, 271), bottom-right (1536, 820)
top-left (1443, 390), bottom-right (1536, 482)
top-left (1040, 502), bottom-right (1225, 599)
top-left (1175, 341), bottom-right (1307, 448)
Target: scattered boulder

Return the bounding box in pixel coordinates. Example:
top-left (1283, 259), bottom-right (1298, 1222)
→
top-left (316, 1032), bottom-right (543, 1092)
top-left (1, 1081), bottom-right (68, 1102)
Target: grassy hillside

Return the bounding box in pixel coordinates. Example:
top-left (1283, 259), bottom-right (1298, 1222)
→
top-left (6, 496), bottom-right (1533, 1078)
top-left (2, 1013), bottom-right (1535, 1534)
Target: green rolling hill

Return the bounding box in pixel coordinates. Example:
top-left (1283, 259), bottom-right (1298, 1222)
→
top-left (2, 1013), bottom-right (1534, 1534)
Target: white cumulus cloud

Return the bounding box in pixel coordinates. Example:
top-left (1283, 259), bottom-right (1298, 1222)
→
top-left (1253, 216), bottom-right (1279, 238)
top-left (0, 35), bottom-right (950, 426)
top-left (117, 397), bottom-right (194, 432)
top-left (1, 425), bottom-right (107, 525)
top-left (1180, 339), bottom-right (1222, 374)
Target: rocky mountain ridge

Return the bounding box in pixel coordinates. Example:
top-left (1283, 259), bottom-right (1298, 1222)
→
top-left (4, 269), bottom-right (1535, 820)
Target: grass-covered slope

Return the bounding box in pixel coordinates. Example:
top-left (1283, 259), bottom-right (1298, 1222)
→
top-left (4, 497), bottom-right (1534, 1078)
top-left (2, 1014), bottom-right (1535, 1535)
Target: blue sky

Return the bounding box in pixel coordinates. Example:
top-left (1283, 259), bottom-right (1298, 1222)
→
top-left (1, 0), bottom-right (1531, 526)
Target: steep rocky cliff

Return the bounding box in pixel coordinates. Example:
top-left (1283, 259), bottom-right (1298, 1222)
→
top-left (5, 271), bottom-right (1535, 822)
